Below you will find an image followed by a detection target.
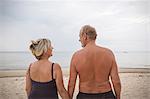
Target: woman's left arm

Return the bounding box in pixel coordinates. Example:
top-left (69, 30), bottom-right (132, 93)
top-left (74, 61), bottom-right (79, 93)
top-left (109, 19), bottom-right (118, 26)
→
top-left (55, 63), bottom-right (69, 99)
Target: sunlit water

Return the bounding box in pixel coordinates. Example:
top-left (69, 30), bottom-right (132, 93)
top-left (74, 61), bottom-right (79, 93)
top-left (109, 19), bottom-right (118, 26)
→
top-left (0, 51), bottom-right (149, 70)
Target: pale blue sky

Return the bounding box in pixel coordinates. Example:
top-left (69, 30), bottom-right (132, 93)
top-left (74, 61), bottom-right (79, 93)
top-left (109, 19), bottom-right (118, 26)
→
top-left (0, 0), bottom-right (150, 52)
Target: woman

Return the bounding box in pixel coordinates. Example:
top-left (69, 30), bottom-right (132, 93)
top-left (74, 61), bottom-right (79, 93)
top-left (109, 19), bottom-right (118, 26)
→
top-left (25, 38), bottom-right (69, 99)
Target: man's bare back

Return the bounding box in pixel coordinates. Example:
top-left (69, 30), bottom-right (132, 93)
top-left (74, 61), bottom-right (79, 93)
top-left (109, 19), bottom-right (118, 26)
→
top-left (74, 43), bottom-right (115, 93)
top-left (68, 25), bottom-right (121, 99)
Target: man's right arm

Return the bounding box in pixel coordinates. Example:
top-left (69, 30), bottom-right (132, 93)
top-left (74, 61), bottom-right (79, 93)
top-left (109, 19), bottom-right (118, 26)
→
top-left (110, 53), bottom-right (121, 99)
top-left (68, 53), bottom-right (78, 99)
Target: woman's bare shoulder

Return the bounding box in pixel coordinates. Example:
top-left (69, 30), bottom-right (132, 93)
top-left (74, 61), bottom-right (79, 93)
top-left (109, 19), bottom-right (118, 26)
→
top-left (53, 63), bottom-right (62, 71)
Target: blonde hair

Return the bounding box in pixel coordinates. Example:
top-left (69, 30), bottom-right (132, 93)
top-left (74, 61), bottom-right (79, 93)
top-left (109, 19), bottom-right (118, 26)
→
top-left (29, 38), bottom-right (51, 60)
top-left (80, 25), bottom-right (97, 40)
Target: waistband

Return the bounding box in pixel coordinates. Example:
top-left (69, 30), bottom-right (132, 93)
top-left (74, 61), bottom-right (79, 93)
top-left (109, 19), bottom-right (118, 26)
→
top-left (78, 90), bottom-right (113, 95)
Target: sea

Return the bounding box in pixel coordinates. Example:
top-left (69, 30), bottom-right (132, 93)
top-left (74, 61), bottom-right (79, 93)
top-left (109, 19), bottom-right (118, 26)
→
top-left (0, 51), bottom-right (150, 70)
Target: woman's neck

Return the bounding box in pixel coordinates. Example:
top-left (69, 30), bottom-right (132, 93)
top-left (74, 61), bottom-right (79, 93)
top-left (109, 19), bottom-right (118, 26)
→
top-left (40, 55), bottom-right (49, 60)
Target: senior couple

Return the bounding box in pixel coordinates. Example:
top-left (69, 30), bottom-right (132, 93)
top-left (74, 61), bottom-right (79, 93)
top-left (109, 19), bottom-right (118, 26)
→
top-left (25, 25), bottom-right (121, 99)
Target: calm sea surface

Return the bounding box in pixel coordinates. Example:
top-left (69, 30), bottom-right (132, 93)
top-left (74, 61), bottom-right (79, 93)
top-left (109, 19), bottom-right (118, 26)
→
top-left (0, 51), bottom-right (150, 70)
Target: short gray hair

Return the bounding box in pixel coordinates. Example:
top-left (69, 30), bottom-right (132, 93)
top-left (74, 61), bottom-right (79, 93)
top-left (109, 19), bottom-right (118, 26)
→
top-left (80, 25), bottom-right (97, 40)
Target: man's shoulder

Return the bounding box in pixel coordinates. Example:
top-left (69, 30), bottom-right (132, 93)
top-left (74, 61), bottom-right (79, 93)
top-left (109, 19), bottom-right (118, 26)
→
top-left (98, 46), bottom-right (114, 54)
top-left (72, 49), bottom-right (84, 57)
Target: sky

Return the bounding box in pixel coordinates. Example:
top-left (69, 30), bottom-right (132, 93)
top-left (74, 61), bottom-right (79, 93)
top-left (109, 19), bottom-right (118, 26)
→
top-left (0, 0), bottom-right (150, 52)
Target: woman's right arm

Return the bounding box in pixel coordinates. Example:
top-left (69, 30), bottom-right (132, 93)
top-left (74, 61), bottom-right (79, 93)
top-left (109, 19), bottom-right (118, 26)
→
top-left (55, 63), bottom-right (69, 99)
top-left (25, 68), bottom-right (31, 96)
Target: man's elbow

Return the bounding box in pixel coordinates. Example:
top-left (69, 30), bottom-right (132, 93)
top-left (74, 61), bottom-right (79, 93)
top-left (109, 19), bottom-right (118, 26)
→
top-left (112, 80), bottom-right (121, 88)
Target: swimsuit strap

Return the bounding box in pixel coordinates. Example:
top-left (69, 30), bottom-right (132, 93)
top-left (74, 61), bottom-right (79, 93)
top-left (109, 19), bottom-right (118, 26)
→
top-left (51, 63), bottom-right (54, 80)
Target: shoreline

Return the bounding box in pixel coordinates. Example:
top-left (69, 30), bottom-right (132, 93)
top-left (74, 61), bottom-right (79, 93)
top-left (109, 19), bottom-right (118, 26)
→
top-left (0, 68), bottom-right (150, 78)
top-left (0, 68), bottom-right (150, 99)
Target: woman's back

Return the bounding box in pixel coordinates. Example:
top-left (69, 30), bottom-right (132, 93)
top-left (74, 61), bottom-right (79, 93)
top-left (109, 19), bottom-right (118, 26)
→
top-left (28, 61), bottom-right (58, 99)
top-left (30, 60), bottom-right (53, 82)
top-left (26, 38), bottom-right (69, 99)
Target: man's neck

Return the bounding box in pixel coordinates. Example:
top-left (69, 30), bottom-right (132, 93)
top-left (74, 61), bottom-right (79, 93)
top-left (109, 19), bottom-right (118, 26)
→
top-left (85, 40), bottom-right (96, 47)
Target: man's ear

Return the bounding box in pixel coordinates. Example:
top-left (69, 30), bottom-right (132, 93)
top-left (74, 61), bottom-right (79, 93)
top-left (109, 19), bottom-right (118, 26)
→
top-left (85, 35), bottom-right (87, 40)
top-left (83, 33), bottom-right (87, 40)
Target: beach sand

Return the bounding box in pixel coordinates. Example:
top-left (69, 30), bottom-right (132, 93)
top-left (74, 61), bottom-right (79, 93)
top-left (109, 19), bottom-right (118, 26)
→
top-left (0, 68), bottom-right (150, 99)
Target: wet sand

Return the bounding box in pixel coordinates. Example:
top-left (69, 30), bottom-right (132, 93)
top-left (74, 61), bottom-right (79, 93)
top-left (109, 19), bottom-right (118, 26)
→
top-left (0, 68), bottom-right (150, 99)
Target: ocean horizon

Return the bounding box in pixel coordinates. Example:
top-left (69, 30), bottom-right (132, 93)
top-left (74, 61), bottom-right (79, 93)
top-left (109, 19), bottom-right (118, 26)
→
top-left (0, 51), bottom-right (150, 70)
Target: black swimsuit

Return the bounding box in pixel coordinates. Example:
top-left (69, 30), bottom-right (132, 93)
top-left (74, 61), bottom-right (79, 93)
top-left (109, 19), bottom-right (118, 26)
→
top-left (28, 63), bottom-right (59, 99)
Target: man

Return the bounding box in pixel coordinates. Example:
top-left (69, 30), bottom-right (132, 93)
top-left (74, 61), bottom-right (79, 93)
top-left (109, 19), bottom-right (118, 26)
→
top-left (68, 25), bottom-right (121, 99)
